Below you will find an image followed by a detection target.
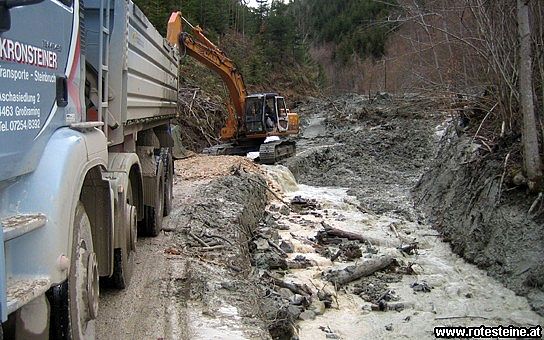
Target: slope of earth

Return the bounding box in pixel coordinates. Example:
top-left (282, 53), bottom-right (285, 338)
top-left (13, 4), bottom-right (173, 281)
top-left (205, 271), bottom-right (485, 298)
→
top-left (413, 126), bottom-right (544, 315)
top-left (285, 94), bottom-right (441, 220)
top-left (97, 155), bottom-right (271, 340)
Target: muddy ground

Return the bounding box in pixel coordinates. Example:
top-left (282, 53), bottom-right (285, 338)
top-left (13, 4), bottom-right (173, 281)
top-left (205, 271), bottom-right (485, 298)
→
top-left (98, 94), bottom-right (543, 339)
top-left (414, 125), bottom-right (544, 315)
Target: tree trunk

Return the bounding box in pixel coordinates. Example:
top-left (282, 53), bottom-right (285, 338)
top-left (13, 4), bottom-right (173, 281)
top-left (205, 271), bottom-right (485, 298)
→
top-left (323, 256), bottom-right (395, 286)
top-left (517, 0), bottom-right (543, 191)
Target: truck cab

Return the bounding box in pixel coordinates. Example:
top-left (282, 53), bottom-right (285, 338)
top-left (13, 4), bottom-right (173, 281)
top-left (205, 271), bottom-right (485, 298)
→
top-left (0, 1), bottom-right (178, 338)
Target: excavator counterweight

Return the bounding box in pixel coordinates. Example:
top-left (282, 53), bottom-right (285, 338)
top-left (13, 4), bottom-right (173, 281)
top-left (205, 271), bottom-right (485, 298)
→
top-left (167, 12), bottom-right (299, 163)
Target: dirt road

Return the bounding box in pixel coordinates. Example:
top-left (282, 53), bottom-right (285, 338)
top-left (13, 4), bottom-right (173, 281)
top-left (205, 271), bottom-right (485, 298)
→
top-left (97, 156), bottom-right (270, 340)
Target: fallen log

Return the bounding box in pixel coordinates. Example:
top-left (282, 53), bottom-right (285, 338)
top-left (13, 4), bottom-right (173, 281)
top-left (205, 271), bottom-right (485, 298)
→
top-left (316, 223), bottom-right (397, 247)
top-left (323, 255), bottom-right (395, 285)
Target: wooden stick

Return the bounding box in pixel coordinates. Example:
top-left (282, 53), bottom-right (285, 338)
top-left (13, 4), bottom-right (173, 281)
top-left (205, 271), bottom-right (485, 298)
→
top-left (267, 239), bottom-right (288, 257)
top-left (188, 231), bottom-right (210, 247)
top-left (435, 315), bottom-right (489, 321)
top-left (198, 245), bottom-right (226, 251)
top-left (528, 192), bottom-right (543, 216)
top-left (317, 223), bottom-right (398, 247)
top-left (471, 102), bottom-right (498, 144)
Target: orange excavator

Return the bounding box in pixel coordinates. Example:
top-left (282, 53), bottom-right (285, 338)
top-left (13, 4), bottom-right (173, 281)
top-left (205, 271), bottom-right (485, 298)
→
top-left (167, 12), bottom-right (299, 164)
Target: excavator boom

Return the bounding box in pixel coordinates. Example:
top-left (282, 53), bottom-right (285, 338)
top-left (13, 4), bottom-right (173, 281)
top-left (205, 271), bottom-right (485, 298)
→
top-left (167, 12), bottom-right (246, 140)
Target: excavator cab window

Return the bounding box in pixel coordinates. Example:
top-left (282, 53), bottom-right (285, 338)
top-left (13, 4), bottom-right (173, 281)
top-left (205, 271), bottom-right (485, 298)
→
top-left (245, 97), bottom-right (264, 133)
top-left (264, 97), bottom-right (277, 132)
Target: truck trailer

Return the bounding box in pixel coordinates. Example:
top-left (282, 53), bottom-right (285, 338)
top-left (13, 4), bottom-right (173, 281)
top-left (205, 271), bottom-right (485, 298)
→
top-left (0, 0), bottom-right (178, 338)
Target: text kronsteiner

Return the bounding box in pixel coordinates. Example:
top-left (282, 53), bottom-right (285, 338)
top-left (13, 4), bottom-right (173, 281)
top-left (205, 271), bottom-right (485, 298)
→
top-left (0, 37), bottom-right (58, 69)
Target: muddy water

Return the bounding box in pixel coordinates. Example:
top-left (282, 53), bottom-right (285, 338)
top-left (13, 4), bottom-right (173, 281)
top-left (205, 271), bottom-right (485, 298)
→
top-left (263, 165), bottom-right (543, 339)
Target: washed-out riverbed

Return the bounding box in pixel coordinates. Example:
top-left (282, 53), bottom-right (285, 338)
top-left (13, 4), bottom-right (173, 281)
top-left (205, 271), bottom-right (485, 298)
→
top-left (263, 164), bottom-right (542, 339)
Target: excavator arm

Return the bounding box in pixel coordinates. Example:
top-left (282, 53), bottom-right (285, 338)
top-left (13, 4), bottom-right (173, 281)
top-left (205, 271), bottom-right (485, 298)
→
top-left (167, 12), bottom-right (246, 141)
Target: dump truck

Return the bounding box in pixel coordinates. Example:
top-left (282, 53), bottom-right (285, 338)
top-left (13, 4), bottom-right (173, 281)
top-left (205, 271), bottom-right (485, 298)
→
top-left (0, 0), bottom-right (178, 338)
top-left (167, 12), bottom-right (300, 164)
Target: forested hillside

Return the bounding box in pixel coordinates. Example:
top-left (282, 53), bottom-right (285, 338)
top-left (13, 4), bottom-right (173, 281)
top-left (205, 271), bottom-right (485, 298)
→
top-left (133, 0), bottom-right (323, 95)
top-left (132, 0), bottom-right (400, 93)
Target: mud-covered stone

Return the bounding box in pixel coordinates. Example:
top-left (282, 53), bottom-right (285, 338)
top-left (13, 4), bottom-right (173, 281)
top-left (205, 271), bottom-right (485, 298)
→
top-left (287, 305), bottom-right (302, 319)
top-left (299, 310), bottom-right (316, 321)
top-left (280, 240), bottom-right (295, 253)
top-left (309, 300), bottom-right (326, 315)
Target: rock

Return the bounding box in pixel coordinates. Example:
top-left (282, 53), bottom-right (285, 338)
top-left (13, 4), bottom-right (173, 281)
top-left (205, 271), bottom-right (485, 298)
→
top-left (299, 310), bottom-right (316, 321)
top-left (309, 300), bottom-right (326, 315)
top-left (326, 334), bottom-right (340, 339)
top-left (280, 240), bottom-right (295, 253)
top-left (269, 204), bottom-right (281, 212)
top-left (339, 242), bottom-right (362, 260)
top-left (279, 288), bottom-right (295, 299)
top-left (254, 252), bottom-right (288, 270)
top-left (279, 205), bottom-right (290, 215)
top-left (255, 238), bottom-right (270, 251)
top-left (276, 223), bottom-right (290, 230)
top-left (288, 255), bottom-right (313, 269)
top-left (317, 288), bottom-right (334, 308)
top-left (220, 282), bottom-right (236, 291)
top-left (287, 305), bottom-right (302, 319)
top-left (290, 294), bottom-right (305, 305)
top-left (410, 281), bottom-right (432, 293)
top-left (513, 171), bottom-right (527, 186)
top-left (385, 323), bottom-right (393, 331)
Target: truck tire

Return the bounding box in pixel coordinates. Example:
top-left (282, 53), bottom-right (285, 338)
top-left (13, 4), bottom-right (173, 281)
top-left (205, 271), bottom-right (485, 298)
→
top-left (50, 202), bottom-right (98, 340)
top-left (106, 179), bottom-right (137, 289)
top-left (163, 150), bottom-right (173, 217)
top-left (140, 159), bottom-right (164, 237)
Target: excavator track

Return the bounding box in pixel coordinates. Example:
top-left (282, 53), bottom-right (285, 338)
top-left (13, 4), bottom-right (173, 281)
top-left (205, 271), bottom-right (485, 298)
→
top-left (259, 140), bottom-right (296, 164)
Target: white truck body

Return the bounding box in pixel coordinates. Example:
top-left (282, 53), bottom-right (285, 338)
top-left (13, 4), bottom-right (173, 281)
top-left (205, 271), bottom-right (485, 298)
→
top-left (0, 0), bottom-right (178, 338)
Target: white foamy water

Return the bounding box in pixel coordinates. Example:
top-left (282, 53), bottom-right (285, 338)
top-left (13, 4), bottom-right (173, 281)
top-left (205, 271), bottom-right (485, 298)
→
top-left (263, 165), bottom-right (543, 339)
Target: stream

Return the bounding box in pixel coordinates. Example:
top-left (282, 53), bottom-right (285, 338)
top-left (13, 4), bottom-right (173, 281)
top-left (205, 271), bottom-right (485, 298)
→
top-left (263, 165), bottom-right (543, 339)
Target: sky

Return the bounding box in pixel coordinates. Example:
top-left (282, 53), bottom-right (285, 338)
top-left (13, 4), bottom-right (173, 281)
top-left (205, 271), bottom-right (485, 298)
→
top-left (247, 0), bottom-right (285, 7)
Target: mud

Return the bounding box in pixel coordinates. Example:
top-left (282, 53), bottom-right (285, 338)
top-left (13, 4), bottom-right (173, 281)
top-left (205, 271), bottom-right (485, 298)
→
top-left (262, 165), bottom-right (543, 339)
top-left (285, 94), bottom-right (440, 220)
top-left (414, 126), bottom-right (544, 315)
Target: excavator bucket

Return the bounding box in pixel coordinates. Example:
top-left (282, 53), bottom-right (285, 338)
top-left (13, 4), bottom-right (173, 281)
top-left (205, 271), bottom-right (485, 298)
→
top-left (167, 12), bottom-right (183, 46)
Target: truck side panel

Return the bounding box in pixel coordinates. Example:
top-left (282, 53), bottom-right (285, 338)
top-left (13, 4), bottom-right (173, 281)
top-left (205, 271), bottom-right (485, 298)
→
top-left (84, 0), bottom-right (177, 147)
top-left (126, 3), bottom-right (178, 122)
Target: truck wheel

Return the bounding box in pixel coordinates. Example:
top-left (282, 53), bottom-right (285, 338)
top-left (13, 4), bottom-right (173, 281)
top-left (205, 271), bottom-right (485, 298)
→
top-left (163, 151), bottom-right (173, 217)
top-left (107, 179), bottom-right (137, 289)
top-left (69, 202), bottom-right (99, 339)
top-left (140, 159), bottom-right (164, 237)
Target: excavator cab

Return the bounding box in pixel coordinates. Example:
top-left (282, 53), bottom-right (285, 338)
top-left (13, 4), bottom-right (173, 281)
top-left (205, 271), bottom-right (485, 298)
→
top-left (245, 93), bottom-right (291, 134)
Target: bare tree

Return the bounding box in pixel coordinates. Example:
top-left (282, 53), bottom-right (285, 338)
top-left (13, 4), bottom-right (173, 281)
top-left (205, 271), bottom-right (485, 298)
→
top-left (517, 0), bottom-right (542, 190)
